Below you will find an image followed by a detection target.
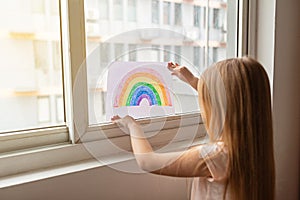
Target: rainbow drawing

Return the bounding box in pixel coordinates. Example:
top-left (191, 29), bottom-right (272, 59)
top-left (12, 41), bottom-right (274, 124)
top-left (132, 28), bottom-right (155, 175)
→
top-left (113, 67), bottom-right (172, 107)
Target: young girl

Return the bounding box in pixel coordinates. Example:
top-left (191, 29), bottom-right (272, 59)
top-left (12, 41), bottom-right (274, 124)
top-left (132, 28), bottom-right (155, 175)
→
top-left (112, 57), bottom-right (275, 200)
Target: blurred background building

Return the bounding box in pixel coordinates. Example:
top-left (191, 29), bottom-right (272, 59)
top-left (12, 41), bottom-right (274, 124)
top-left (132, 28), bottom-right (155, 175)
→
top-left (0, 0), bottom-right (228, 130)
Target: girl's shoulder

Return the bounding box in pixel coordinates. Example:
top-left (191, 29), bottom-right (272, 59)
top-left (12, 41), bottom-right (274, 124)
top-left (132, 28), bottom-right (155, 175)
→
top-left (194, 141), bottom-right (229, 181)
top-left (194, 141), bottom-right (227, 158)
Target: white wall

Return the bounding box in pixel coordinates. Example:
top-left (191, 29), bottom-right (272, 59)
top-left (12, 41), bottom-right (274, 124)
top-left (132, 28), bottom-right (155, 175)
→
top-left (0, 163), bottom-right (189, 200)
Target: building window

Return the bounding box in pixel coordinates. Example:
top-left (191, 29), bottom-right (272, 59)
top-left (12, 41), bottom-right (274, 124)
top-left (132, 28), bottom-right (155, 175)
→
top-left (114, 43), bottom-right (124, 61)
top-left (33, 41), bottom-right (49, 72)
top-left (213, 9), bottom-right (219, 29)
top-left (99, 0), bottom-right (109, 20)
top-left (163, 2), bottom-right (171, 25)
top-left (100, 43), bottom-right (110, 64)
top-left (174, 46), bottom-right (181, 64)
top-left (174, 3), bottom-right (182, 26)
top-left (128, 44), bottom-right (137, 61)
top-left (194, 5), bottom-right (200, 27)
top-left (163, 45), bottom-right (171, 61)
top-left (152, 45), bottom-right (161, 61)
top-left (128, 0), bottom-right (137, 22)
top-left (152, 0), bottom-right (159, 24)
top-left (113, 0), bottom-right (123, 20)
top-left (194, 6), bottom-right (206, 28)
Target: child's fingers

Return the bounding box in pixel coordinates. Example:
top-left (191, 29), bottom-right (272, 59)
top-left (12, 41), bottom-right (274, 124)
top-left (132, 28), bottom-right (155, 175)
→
top-left (111, 115), bottom-right (121, 121)
top-left (167, 62), bottom-right (176, 70)
top-left (168, 61), bottom-right (174, 66)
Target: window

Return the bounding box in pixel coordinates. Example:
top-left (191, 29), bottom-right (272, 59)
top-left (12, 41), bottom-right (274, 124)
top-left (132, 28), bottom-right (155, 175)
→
top-left (174, 3), bottom-right (182, 26)
top-left (194, 6), bottom-right (206, 28)
top-left (163, 45), bottom-right (171, 62)
top-left (194, 46), bottom-right (205, 73)
top-left (152, 45), bottom-right (161, 61)
top-left (100, 43), bottom-right (110, 64)
top-left (0, 0), bottom-right (64, 133)
top-left (152, 0), bottom-right (160, 24)
top-left (194, 6), bottom-right (201, 27)
top-left (128, 0), bottom-right (137, 22)
top-left (114, 43), bottom-right (124, 61)
top-left (84, 0), bottom-right (235, 125)
top-left (0, 0), bottom-right (251, 179)
top-left (174, 46), bottom-right (181, 64)
top-left (163, 2), bottom-right (171, 25)
top-left (99, 0), bottom-right (109, 20)
top-left (128, 44), bottom-right (137, 61)
top-left (113, 0), bottom-right (123, 21)
top-left (213, 9), bottom-right (220, 29)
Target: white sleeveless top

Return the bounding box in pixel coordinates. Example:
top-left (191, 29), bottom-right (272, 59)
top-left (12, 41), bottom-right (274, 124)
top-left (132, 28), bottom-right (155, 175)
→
top-left (190, 142), bottom-right (230, 200)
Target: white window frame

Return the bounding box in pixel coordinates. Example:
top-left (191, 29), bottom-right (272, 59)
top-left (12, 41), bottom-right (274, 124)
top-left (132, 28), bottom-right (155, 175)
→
top-left (0, 0), bottom-right (254, 184)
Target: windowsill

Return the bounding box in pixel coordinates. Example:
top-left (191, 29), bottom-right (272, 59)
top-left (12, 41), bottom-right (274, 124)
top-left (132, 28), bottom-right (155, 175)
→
top-left (0, 137), bottom-right (207, 189)
top-left (0, 113), bottom-right (207, 188)
top-left (0, 151), bottom-right (133, 188)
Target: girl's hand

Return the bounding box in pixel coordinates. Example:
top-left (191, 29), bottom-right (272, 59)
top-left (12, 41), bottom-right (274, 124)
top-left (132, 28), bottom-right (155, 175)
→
top-left (111, 115), bottom-right (137, 130)
top-left (167, 62), bottom-right (198, 90)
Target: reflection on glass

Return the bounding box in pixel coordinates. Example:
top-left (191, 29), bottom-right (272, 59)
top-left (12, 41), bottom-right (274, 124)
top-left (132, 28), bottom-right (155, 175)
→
top-left (0, 0), bottom-right (64, 132)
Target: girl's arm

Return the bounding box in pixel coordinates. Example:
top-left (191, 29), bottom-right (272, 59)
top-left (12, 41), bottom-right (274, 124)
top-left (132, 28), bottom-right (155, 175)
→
top-left (112, 115), bottom-right (211, 178)
top-left (167, 62), bottom-right (199, 91)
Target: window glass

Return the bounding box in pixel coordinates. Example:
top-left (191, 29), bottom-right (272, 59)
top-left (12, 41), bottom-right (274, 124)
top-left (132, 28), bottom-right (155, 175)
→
top-left (163, 2), bottom-right (171, 25)
top-left (208, 4), bottom-right (227, 66)
top-left (174, 46), bottom-right (181, 64)
top-left (128, 0), bottom-right (137, 22)
top-left (114, 43), bottom-right (124, 61)
top-left (99, 0), bottom-right (109, 20)
top-left (0, 0), bottom-right (64, 132)
top-left (113, 0), bottom-right (123, 21)
top-left (85, 0), bottom-right (233, 125)
top-left (152, 0), bottom-right (160, 24)
top-left (194, 5), bottom-right (206, 29)
top-left (163, 45), bottom-right (171, 61)
top-left (128, 44), bottom-right (137, 61)
top-left (174, 3), bottom-right (182, 26)
top-left (151, 45), bottom-right (161, 61)
top-left (194, 5), bottom-right (201, 27)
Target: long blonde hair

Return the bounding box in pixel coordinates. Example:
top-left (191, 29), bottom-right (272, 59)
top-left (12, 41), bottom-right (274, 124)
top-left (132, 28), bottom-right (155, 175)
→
top-left (198, 57), bottom-right (275, 200)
